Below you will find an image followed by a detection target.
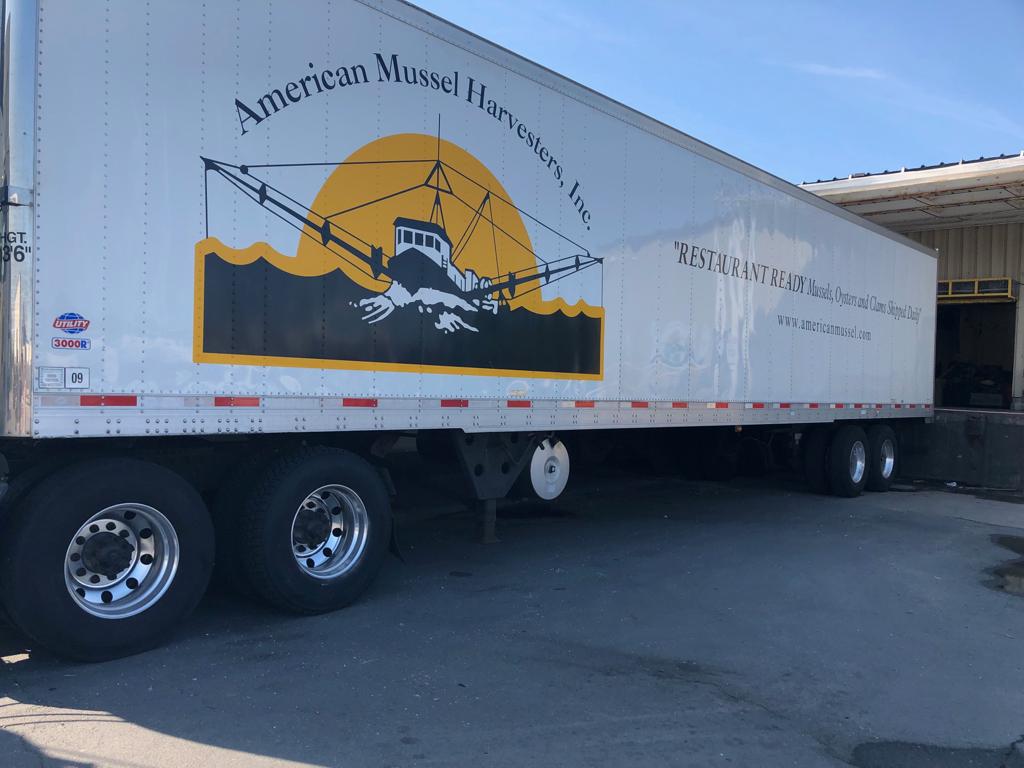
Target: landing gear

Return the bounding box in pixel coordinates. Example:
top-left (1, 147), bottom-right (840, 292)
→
top-left (0, 458), bottom-right (213, 661)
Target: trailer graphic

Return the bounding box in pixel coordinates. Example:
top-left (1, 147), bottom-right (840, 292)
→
top-left (195, 131), bottom-right (604, 378)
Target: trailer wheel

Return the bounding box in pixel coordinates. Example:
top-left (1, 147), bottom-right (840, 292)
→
top-left (211, 450), bottom-right (276, 598)
top-left (801, 426), bottom-right (831, 494)
top-left (865, 425), bottom-right (898, 492)
top-left (0, 459), bottom-right (213, 661)
top-left (828, 425), bottom-right (869, 498)
top-left (240, 447), bottom-right (391, 614)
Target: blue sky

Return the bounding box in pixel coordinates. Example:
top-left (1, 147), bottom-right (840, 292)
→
top-left (413, 0), bottom-right (1024, 184)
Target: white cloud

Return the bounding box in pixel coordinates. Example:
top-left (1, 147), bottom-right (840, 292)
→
top-left (795, 62), bottom-right (887, 80)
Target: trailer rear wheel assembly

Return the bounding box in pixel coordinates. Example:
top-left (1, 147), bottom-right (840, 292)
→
top-left (0, 459), bottom-right (213, 661)
top-left (828, 425), bottom-right (869, 498)
top-left (239, 447), bottom-right (391, 614)
top-left (866, 424), bottom-right (899, 492)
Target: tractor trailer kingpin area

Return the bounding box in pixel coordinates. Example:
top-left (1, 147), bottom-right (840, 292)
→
top-left (0, 0), bottom-right (936, 660)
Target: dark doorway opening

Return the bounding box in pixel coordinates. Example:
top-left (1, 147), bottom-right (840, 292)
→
top-left (935, 302), bottom-right (1016, 409)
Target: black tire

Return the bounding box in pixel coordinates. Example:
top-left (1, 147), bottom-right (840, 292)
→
top-left (0, 459), bottom-right (213, 661)
top-left (828, 425), bottom-right (869, 498)
top-left (801, 426), bottom-right (831, 494)
top-left (240, 447), bottom-right (391, 614)
top-left (211, 450), bottom-right (276, 598)
top-left (866, 424), bottom-right (899, 492)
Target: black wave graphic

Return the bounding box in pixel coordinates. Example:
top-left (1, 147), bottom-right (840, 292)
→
top-left (201, 253), bottom-right (602, 376)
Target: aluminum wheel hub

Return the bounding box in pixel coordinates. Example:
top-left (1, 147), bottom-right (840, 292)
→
top-left (291, 484), bottom-right (369, 580)
top-left (850, 441), bottom-right (867, 485)
top-left (64, 503), bottom-right (180, 619)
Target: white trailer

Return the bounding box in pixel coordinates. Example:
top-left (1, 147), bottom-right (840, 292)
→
top-left (0, 0), bottom-right (936, 659)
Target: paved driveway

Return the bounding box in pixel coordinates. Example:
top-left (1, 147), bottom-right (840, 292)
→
top-left (2, 472), bottom-right (1023, 767)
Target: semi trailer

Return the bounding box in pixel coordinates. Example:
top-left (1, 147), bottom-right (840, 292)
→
top-left (0, 0), bottom-right (936, 660)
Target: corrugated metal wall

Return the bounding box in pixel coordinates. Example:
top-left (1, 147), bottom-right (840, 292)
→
top-left (906, 223), bottom-right (1024, 282)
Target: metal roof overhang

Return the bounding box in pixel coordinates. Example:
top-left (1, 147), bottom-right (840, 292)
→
top-left (801, 153), bottom-right (1024, 233)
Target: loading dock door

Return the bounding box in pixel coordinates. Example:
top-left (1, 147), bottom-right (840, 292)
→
top-left (935, 279), bottom-right (1016, 409)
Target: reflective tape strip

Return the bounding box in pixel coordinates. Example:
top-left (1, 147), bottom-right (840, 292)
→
top-left (214, 396), bottom-right (259, 407)
top-left (778, 403), bottom-right (791, 409)
top-left (342, 398), bottom-right (377, 408)
top-left (751, 403), bottom-right (765, 409)
top-left (808, 403), bottom-right (820, 409)
top-left (80, 395), bottom-right (137, 407)
top-left (506, 400), bottom-right (531, 408)
top-left (631, 401), bottom-right (649, 409)
top-left (440, 399), bottom-right (469, 408)
top-left (672, 402), bottom-right (688, 409)
top-left (575, 400), bottom-right (595, 408)
top-left (833, 403), bottom-right (845, 409)
top-left (894, 404), bottom-right (903, 409)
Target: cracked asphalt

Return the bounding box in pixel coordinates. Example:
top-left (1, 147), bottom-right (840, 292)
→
top-left (2, 468), bottom-right (1024, 767)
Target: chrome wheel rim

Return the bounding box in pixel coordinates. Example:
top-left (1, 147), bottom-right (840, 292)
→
top-left (850, 441), bottom-right (867, 484)
top-left (64, 503), bottom-right (180, 619)
top-left (291, 484), bottom-right (369, 580)
top-left (879, 438), bottom-right (896, 479)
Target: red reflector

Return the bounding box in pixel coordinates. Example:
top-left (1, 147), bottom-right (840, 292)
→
top-left (631, 401), bottom-right (649, 409)
top-left (715, 402), bottom-right (729, 409)
top-left (506, 400), bottom-right (531, 408)
top-left (779, 403), bottom-right (791, 409)
top-left (752, 403), bottom-right (765, 409)
top-left (854, 404), bottom-right (864, 409)
top-left (672, 402), bottom-right (688, 409)
top-left (214, 396), bottom-right (260, 407)
top-left (808, 403), bottom-right (819, 409)
top-left (440, 399), bottom-right (469, 408)
top-left (575, 400), bottom-right (595, 408)
top-left (834, 403), bottom-right (845, 409)
top-left (342, 398), bottom-right (377, 408)
top-left (80, 395), bottom-right (137, 407)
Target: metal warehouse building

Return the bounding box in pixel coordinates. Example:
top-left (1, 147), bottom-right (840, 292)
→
top-left (804, 152), bottom-right (1024, 411)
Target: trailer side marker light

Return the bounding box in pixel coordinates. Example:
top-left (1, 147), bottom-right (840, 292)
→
top-left (214, 396), bottom-right (260, 407)
top-left (574, 400), bottom-right (595, 408)
top-left (342, 398), bottom-right (377, 408)
top-left (672, 402), bottom-right (688, 409)
top-left (80, 395), bottom-right (138, 407)
top-left (506, 400), bottom-right (531, 408)
top-left (440, 399), bottom-right (469, 408)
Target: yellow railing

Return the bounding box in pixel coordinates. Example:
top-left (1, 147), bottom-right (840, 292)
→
top-left (937, 277), bottom-right (1016, 303)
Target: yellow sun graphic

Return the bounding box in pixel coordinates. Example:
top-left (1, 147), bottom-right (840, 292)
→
top-left (297, 133), bottom-right (542, 312)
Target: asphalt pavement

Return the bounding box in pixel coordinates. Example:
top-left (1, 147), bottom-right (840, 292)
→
top-left (2, 469), bottom-right (1023, 767)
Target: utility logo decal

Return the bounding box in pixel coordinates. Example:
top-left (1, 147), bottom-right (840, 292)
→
top-left (194, 128), bottom-right (603, 379)
top-left (53, 312), bottom-right (90, 334)
top-left (52, 337), bottom-right (91, 350)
